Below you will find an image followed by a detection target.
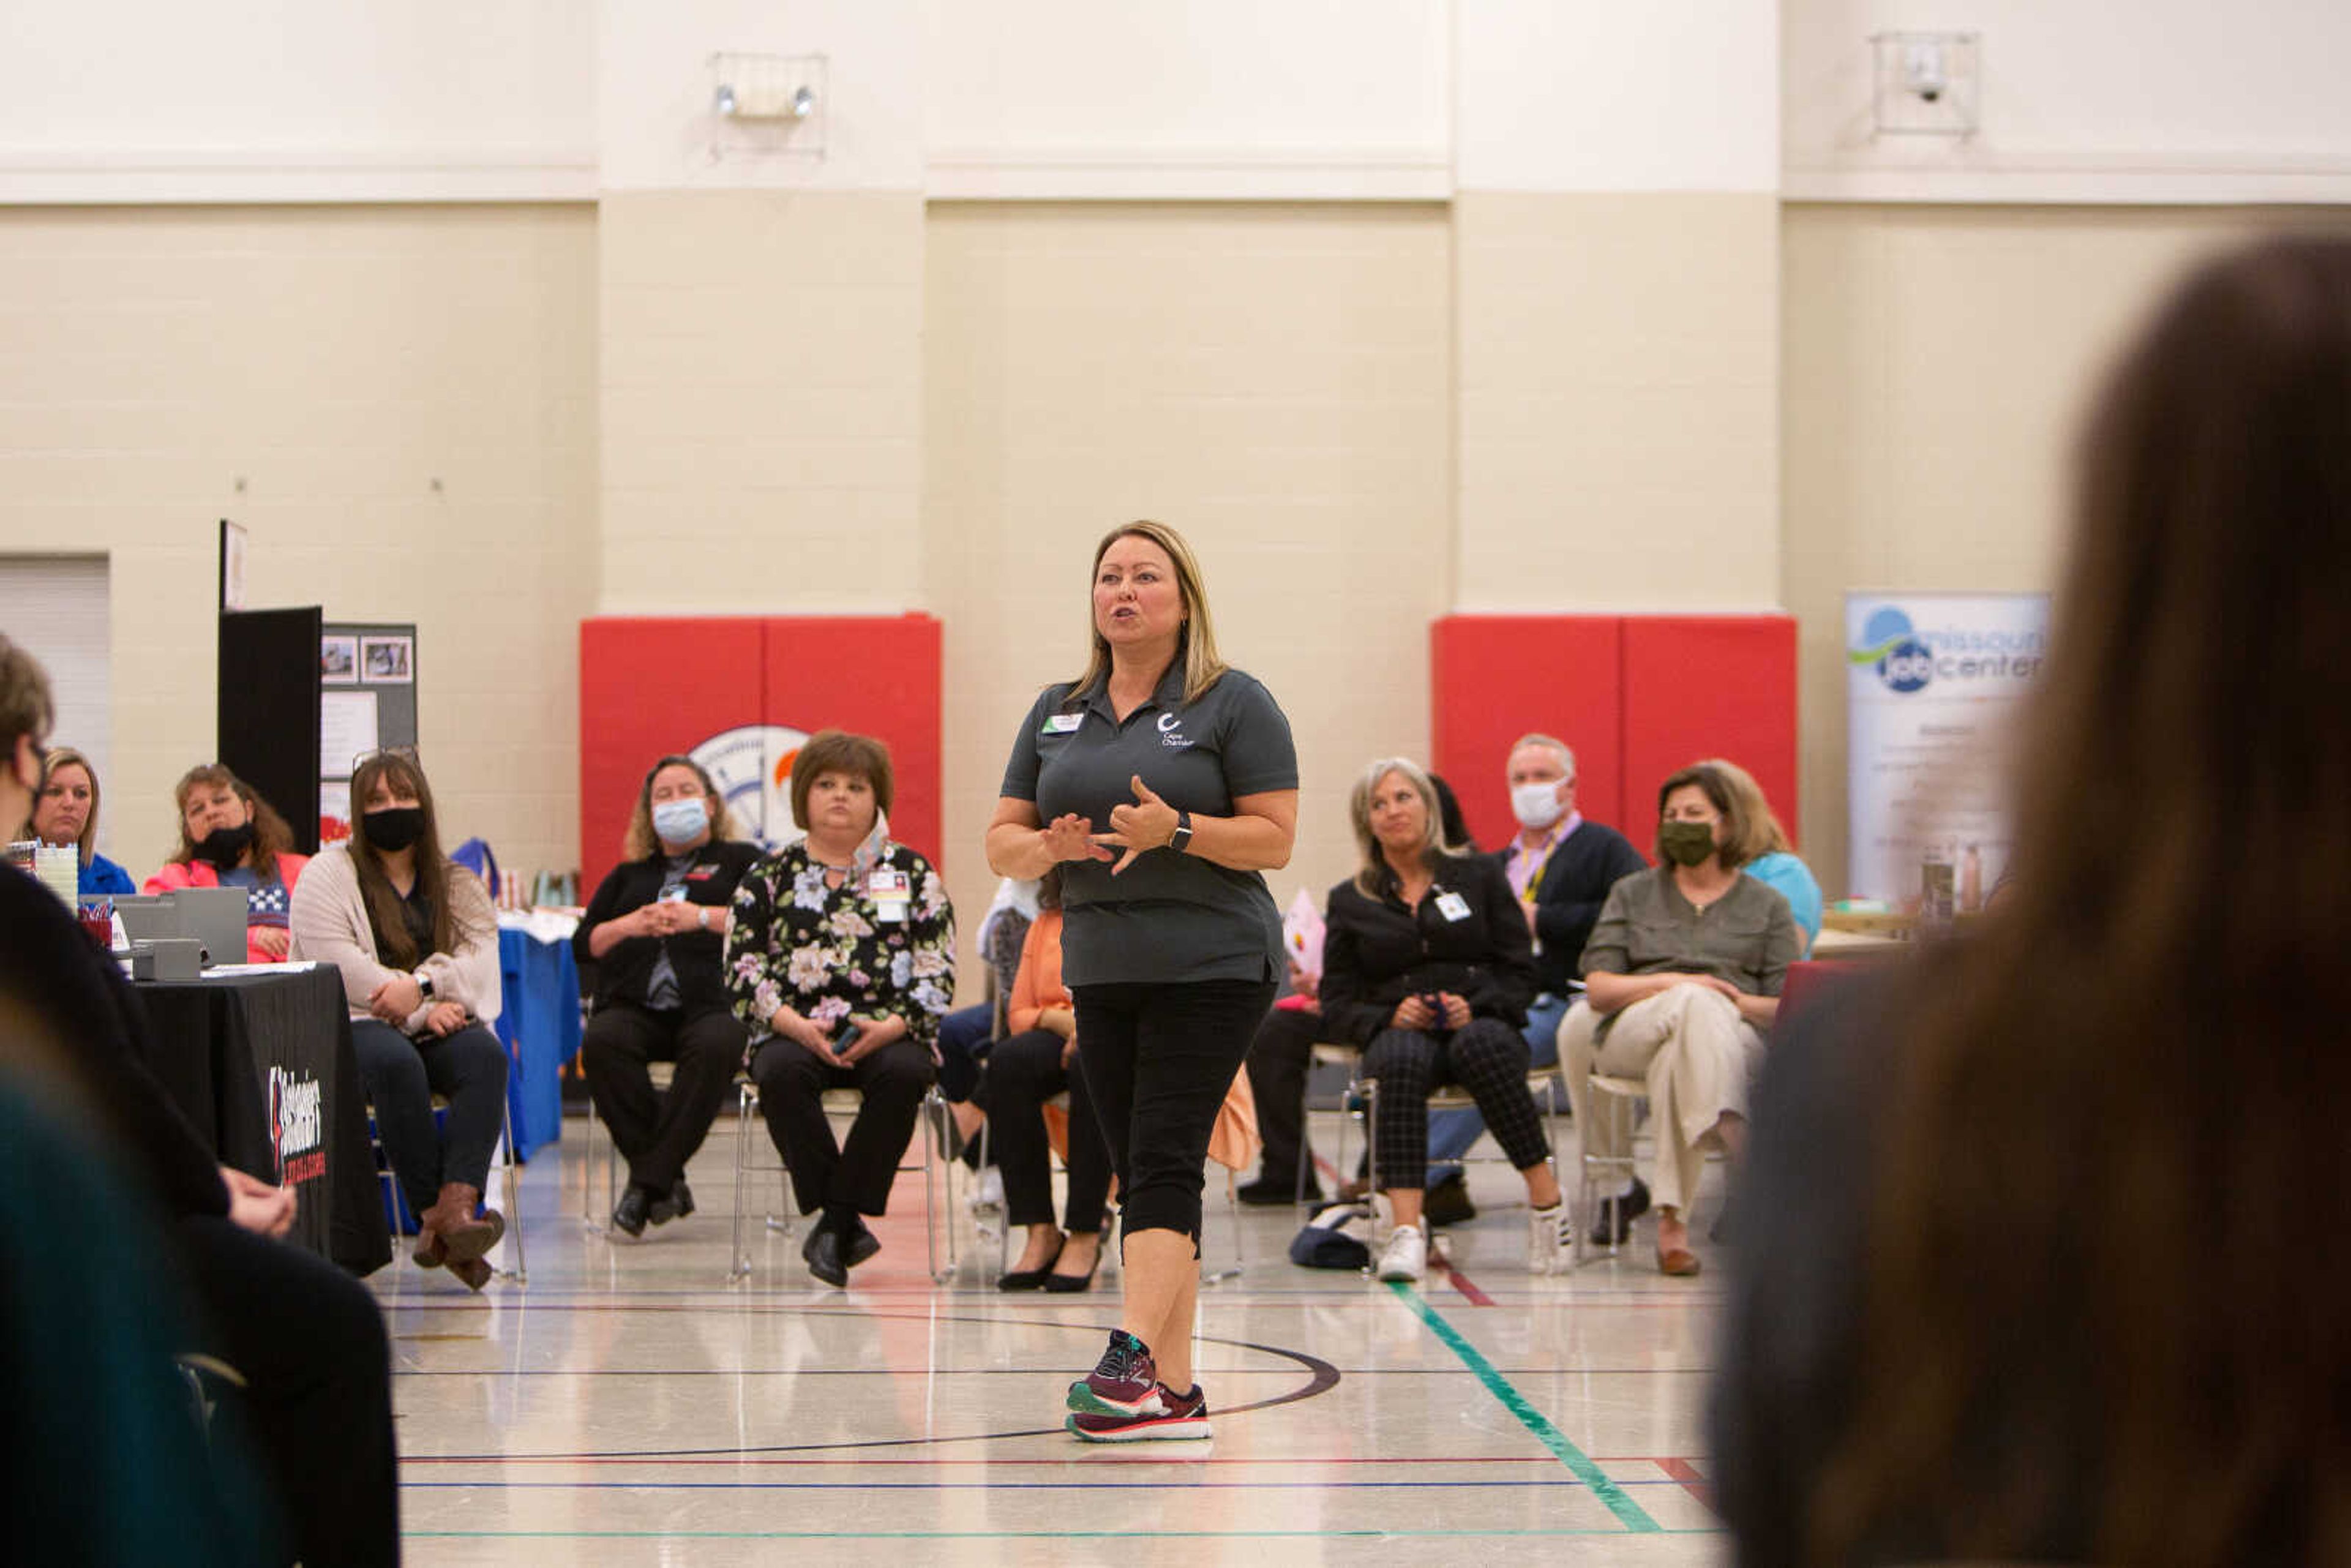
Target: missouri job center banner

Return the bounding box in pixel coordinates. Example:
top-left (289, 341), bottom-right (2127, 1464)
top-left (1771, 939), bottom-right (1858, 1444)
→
top-left (1845, 591), bottom-right (2050, 906)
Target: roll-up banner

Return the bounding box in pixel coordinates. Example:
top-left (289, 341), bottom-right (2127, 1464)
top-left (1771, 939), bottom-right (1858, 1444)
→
top-left (1845, 591), bottom-right (2050, 908)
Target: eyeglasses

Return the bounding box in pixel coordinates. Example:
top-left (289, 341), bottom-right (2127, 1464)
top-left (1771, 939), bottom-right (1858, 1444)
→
top-left (350, 745), bottom-right (421, 773)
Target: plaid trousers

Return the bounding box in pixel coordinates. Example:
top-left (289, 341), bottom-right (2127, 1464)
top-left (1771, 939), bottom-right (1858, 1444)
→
top-left (1362, 1018), bottom-right (1549, 1194)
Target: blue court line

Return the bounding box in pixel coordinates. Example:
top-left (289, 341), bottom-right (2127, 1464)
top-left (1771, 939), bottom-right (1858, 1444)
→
top-left (1384, 1280), bottom-right (1663, 1534)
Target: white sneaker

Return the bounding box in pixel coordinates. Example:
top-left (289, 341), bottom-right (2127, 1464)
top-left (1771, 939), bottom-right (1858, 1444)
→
top-left (1527, 1202), bottom-right (1573, 1276)
top-left (1376, 1223), bottom-right (1427, 1283)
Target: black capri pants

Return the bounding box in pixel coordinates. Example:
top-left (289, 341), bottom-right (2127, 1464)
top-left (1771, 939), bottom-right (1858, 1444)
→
top-left (1363, 1017), bottom-right (1551, 1195)
top-left (1072, 978), bottom-right (1277, 1255)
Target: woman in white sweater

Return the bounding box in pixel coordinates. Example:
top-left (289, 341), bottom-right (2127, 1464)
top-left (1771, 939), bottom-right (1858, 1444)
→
top-left (290, 749), bottom-right (507, 1290)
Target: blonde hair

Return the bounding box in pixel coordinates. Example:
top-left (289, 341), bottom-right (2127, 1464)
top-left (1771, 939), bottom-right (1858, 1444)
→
top-left (1067, 520), bottom-right (1230, 705)
top-left (1699, 757), bottom-right (1793, 861)
top-left (27, 747), bottom-right (102, 866)
top-left (621, 754), bottom-right (741, 861)
top-left (1348, 756), bottom-right (1453, 895)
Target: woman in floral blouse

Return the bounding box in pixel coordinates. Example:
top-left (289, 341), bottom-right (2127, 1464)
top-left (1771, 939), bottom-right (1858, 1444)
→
top-left (724, 729), bottom-right (955, 1287)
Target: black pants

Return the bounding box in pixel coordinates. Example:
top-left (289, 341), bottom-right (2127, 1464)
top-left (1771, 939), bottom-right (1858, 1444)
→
top-left (176, 1215), bottom-right (399, 1568)
top-left (582, 1001), bottom-right (744, 1192)
top-left (351, 1018), bottom-right (508, 1217)
top-left (1243, 1005), bottom-right (1322, 1192)
top-left (984, 1029), bottom-right (1112, 1232)
top-left (1363, 1018), bottom-right (1550, 1194)
top-left (1073, 978), bottom-right (1276, 1252)
top-left (750, 1035), bottom-right (934, 1216)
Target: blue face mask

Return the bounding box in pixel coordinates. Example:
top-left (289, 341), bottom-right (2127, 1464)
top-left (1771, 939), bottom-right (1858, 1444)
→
top-left (651, 797), bottom-right (709, 846)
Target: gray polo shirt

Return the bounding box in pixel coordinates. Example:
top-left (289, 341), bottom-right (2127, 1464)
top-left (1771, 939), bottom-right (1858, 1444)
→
top-left (1000, 662), bottom-right (1297, 986)
top-left (1578, 865), bottom-right (1804, 998)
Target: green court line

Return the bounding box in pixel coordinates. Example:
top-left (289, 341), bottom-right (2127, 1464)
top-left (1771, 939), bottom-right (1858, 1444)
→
top-left (407, 1529), bottom-right (1714, 1540)
top-left (1384, 1279), bottom-right (1663, 1533)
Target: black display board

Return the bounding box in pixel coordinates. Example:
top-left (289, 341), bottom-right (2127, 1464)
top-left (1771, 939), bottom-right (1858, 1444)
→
top-left (219, 607), bottom-right (324, 853)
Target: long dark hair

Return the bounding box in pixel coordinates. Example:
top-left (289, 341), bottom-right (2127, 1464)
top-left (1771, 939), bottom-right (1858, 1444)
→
top-left (348, 751), bottom-right (455, 969)
top-left (1815, 236), bottom-right (2351, 1564)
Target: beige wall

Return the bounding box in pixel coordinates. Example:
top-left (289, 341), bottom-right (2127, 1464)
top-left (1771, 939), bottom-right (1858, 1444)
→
top-left (921, 203), bottom-right (1455, 943)
top-left (599, 192), bottom-right (925, 612)
top-left (1455, 192), bottom-right (1782, 609)
top-left (1780, 204), bottom-right (2351, 896)
top-left (0, 204), bottom-right (597, 879)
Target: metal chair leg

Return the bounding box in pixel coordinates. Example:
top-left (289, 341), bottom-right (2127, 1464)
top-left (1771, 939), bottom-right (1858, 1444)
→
top-left (495, 1097), bottom-right (527, 1285)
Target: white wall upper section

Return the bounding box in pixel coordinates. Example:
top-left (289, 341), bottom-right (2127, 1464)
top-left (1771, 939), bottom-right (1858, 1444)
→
top-left (1785, 0), bottom-right (2351, 203)
top-left (0, 2), bottom-right (596, 203)
top-left (921, 0), bottom-right (1451, 199)
top-left (598, 0), bottom-right (924, 192)
top-left (1456, 0), bottom-right (1781, 193)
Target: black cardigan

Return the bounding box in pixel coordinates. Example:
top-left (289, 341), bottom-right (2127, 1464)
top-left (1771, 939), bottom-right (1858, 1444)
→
top-left (1506, 818), bottom-right (1651, 995)
top-left (1316, 850), bottom-right (1536, 1047)
top-left (574, 839), bottom-right (760, 1015)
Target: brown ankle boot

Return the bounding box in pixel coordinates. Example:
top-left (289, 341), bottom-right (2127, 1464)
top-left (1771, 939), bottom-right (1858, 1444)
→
top-left (426, 1183), bottom-right (504, 1265)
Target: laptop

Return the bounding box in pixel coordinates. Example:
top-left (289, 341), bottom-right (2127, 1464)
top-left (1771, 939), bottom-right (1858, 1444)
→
top-left (170, 886), bottom-right (251, 969)
top-left (113, 895), bottom-right (174, 946)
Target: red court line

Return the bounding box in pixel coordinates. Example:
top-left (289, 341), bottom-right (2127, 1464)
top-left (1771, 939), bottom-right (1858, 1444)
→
top-left (1654, 1457), bottom-right (1712, 1510)
top-left (402, 1455), bottom-right (1586, 1469)
top-left (1431, 1256), bottom-right (1495, 1307)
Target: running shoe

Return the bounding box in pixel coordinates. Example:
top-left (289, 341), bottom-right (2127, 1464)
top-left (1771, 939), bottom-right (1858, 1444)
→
top-left (1376, 1223), bottom-right (1427, 1283)
top-left (1066, 1329), bottom-right (1164, 1418)
top-left (1068, 1383), bottom-right (1210, 1443)
top-left (1527, 1201), bottom-right (1573, 1275)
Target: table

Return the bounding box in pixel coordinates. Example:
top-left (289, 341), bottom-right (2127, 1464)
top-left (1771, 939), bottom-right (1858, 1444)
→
top-left (497, 924), bottom-right (581, 1161)
top-left (133, 964), bottom-right (394, 1275)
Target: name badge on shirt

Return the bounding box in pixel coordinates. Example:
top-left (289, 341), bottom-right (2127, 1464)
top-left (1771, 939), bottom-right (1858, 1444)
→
top-left (1041, 713), bottom-right (1082, 735)
top-left (866, 868), bottom-right (911, 923)
top-left (1434, 891), bottom-right (1472, 923)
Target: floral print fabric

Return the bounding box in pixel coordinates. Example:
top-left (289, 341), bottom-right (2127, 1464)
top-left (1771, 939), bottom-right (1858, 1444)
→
top-left (723, 839), bottom-right (956, 1054)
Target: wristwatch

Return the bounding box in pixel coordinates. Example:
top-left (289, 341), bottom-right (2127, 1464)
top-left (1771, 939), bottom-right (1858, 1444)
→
top-left (417, 972), bottom-right (435, 1000)
top-left (1168, 809), bottom-right (1194, 855)
top-left (697, 906), bottom-right (712, 931)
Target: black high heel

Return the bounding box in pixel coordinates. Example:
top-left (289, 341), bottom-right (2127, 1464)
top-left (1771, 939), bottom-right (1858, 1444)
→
top-left (996, 1234), bottom-right (1066, 1291)
top-left (1043, 1235), bottom-right (1104, 1293)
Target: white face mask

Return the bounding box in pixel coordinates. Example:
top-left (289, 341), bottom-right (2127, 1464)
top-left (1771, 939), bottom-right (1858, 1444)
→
top-left (1510, 780), bottom-right (1566, 830)
top-left (651, 796), bottom-right (710, 845)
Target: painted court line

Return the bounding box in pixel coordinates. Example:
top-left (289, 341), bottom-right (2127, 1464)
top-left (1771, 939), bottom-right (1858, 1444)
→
top-left (1385, 1280), bottom-right (1662, 1534)
top-left (406, 1528), bottom-right (1715, 1542)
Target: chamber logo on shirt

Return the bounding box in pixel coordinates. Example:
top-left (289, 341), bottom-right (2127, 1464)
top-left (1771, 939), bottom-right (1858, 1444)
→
top-left (269, 1065), bottom-right (326, 1187)
top-left (691, 724), bottom-right (812, 847)
top-left (1157, 711), bottom-right (1194, 749)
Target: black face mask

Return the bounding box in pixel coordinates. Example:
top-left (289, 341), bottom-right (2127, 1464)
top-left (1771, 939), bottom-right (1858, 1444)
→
top-left (191, 822), bottom-right (255, 869)
top-left (365, 807), bottom-right (426, 853)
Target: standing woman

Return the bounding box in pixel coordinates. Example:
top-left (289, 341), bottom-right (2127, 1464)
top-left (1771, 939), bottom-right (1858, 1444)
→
top-left (144, 765), bottom-right (310, 961)
top-left (987, 519), bottom-right (1298, 1443)
top-left (577, 754), bottom-right (757, 1236)
top-left (22, 746), bottom-right (137, 897)
top-left (289, 751), bottom-right (508, 1291)
top-left (724, 730), bottom-right (955, 1288)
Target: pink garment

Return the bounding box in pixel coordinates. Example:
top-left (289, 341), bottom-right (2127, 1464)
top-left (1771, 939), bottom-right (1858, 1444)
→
top-left (141, 853), bottom-right (311, 963)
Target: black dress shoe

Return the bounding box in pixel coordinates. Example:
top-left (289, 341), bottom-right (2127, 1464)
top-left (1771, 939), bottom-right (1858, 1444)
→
top-left (611, 1184), bottom-right (654, 1238)
top-left (842, 1214), bottom-right (881, 1269)
top-left (1595, 1179), bottom-right (1651, 1246)
top-left (1237, 1176), bottom-right (1316, 1207)
top-left (996, 1234), bottom-right (1065, 1291)
top-left (648, 1177), bottom-right (695, 1225)
top-left (806, 1226), bottom-right (849, 1288)
top-left (800, 1210), bottom-right (834, 1264)
top-left (1423, 1175), bottom-right (1477, 1229)
top-left (1042, 1239), bottom-right (1103, 1293)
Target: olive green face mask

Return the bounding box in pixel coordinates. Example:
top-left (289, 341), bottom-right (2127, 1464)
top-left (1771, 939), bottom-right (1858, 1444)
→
top-left (1660, 819), bottom-right (1717, 867)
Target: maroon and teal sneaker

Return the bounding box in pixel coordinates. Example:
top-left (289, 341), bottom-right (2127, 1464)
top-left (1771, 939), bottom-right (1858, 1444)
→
top-left (1066, 1330), bottom-right (1164, 1418)
top-left (1068, 1383), bottom-right (1210, 1443)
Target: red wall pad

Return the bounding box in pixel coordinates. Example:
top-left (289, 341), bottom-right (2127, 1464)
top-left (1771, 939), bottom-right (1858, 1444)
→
top-left (579, 614), bottom-right (942, 893)
top-left (1431, 615), bottom-right (1625, 850)
top-left (1618, 615), bottom-right (1799, 849)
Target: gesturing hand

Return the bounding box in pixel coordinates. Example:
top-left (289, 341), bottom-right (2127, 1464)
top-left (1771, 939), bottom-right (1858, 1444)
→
top-left (1094, 775), bottom-right (1180, 876)
top-left (1040, 812), bottom-right (1113, 866)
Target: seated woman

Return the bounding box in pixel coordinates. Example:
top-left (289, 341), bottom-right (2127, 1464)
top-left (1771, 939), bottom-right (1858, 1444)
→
top-left (144, 764), bottom-right (310, 962)
top-left (1561, 760), bottom-right (1804, 1277)
top-left (22, 746), bottom-right (136, 897)
top-left (577, 754), bottom-right (757, 1236)
top-left (723, 730), bottom-right (954, 1288)
top-left (1318, 756), bottom-right (1571, 1282)
top-left (1703, 756), bottom-right (1822, 952)
top-left (984, 867), bottom-right (1112, 1292)
top-left (288, 749), bottom-right (508, 1291)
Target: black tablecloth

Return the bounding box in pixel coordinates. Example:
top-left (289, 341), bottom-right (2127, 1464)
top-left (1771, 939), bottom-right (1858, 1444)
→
top-left (133, 965), bottom-right (394, 1275)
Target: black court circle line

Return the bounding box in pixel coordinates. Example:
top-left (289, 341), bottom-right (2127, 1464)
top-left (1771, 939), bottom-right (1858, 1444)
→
top-left (409, 1310), bottom-right (1342, 1463)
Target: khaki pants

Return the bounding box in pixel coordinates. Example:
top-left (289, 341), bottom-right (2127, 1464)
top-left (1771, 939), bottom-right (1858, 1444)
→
top-left (1559, 986), bottom-right (1763, 1218)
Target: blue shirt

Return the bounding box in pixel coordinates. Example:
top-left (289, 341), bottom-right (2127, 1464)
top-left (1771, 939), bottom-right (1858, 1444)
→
top-left (1744, 851), bottom-right (1823, 953)
top-left (78, 853), bottom-right (136, 899)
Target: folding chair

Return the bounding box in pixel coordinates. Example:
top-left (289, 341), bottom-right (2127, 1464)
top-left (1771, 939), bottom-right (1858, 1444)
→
top-left (369, 1090), bottom-right (527, 1285)
top-left (581, 1060), bottom-right (675, 1234)
top-left (1329, 1059), bottom-right (1571, 1253)
top-left (728, 1079), bottom-right (959, 1285)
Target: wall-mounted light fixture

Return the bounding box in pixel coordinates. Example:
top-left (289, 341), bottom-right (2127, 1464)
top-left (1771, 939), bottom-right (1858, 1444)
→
top-left (1870, 32), bottom-right (1980, 138)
